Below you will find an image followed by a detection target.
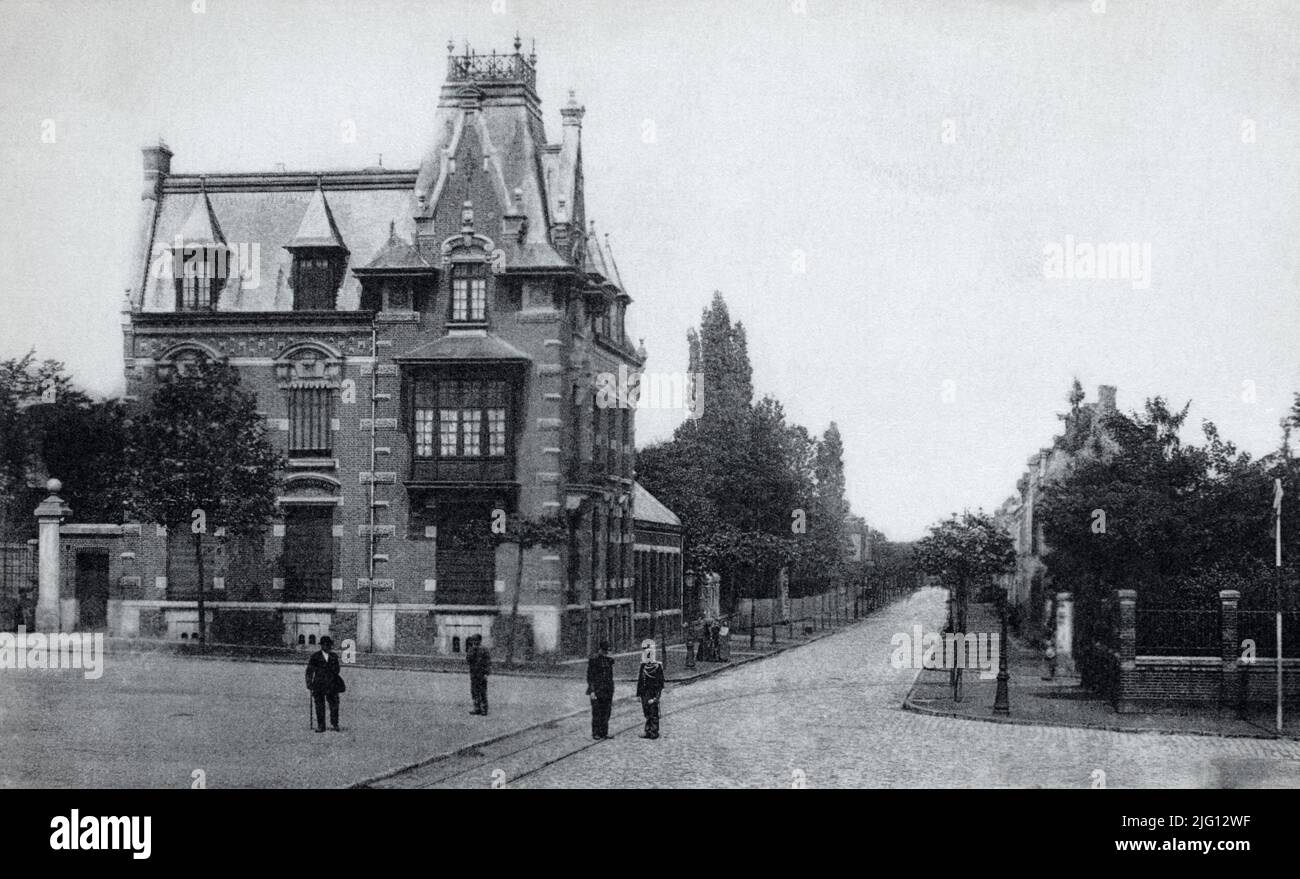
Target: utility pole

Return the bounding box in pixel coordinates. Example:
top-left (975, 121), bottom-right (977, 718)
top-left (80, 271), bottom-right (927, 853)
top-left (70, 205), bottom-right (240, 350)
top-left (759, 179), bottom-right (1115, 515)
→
top-left (1274, 478), bottom-right (1284, 733)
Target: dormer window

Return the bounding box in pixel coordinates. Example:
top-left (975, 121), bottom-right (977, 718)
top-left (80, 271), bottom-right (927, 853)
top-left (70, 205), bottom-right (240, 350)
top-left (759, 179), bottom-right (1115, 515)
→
top-left (174, 247), bottom-right (226, 311)
top-left (450, 262), bottom-right (487, 323)
top-left (292, 250), bottom-right (346, 310)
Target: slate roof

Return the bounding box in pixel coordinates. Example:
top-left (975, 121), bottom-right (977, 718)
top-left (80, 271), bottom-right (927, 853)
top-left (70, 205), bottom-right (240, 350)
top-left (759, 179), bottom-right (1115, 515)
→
top-left (133, 49), bottom-right (624, 311)
top-left (633, 482), bottom-right (681, 528)
top-left (287, 185), bottom-right (347, 250)
top-left (357, 223), bottom-right (432, 272)
top-left (139, 179), bottom-right (418, 312)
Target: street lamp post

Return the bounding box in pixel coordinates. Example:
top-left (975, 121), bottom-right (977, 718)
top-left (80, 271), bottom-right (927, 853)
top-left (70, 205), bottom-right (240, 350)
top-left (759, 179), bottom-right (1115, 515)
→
top-left (993, 585), bottom-right (1010, 715)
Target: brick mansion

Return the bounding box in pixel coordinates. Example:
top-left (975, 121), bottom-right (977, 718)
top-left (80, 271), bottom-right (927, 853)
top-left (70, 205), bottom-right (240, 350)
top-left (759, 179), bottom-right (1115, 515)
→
top-left (51, 42), bottom-right (685, 660)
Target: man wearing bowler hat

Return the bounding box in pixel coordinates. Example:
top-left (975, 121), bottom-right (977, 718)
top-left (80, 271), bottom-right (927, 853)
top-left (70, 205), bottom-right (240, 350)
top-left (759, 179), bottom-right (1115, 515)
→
top-left (305, 635), bottom-right (344, 732)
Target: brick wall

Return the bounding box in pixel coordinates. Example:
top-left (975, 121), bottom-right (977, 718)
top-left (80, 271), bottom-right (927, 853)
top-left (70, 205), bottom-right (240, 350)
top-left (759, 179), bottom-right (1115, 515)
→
top-left (1111, 588), bottom-right (1300, 712)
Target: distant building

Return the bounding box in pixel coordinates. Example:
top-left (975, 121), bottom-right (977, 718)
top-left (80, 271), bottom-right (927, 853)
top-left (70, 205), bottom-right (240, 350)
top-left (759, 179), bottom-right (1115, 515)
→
top-left (56, 42), bottom-right (681, 659)
top-left (998, 385), bottom-right (1118, 633)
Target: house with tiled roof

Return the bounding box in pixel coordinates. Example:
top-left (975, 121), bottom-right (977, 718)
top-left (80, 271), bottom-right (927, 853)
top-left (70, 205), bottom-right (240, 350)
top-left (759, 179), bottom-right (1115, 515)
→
top-left (58, 41), bottom-right (684, 658)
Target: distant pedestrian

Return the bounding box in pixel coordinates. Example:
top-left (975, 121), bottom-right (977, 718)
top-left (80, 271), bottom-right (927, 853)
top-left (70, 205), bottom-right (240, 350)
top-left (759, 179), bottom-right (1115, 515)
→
top-left (586, 640), bottom-right (615, 739)
top-left (1042, 636), bottom-right (1057, 681)
top-left (636, 638), bottom-right (665, 739)
top-left (305, 635), bottom-right (345, 732)
top-left (467, 634), bottom-right (492, 715)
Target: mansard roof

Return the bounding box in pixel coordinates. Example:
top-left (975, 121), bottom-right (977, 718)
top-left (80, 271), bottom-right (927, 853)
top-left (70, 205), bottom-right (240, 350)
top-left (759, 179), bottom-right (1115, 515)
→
top-left (136, 172), bottom-right (418, 312)
top-left (130, 44), bottom-right (625, 312)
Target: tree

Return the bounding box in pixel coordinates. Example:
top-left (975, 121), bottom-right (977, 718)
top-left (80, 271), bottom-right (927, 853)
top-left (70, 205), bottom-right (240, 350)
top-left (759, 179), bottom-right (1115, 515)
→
top-left (126, 360), bottom-right (282, 645)
top-left (0, 351), bottom-right (130, 537)
top-left (916, 511), bottom-right (1015, 630)
top-left (496, 512), bottom-right (569, 666)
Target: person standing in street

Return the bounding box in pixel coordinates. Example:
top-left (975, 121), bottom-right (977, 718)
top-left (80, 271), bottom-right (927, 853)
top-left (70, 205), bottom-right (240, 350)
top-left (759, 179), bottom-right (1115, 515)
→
top-left (467, 633), bottom-right (492, 715)
top-left (636, 638), bottom-right (665, 739)
top-left (586, 640), bottom-right (615, 739)
top-left (305, 635), bottom-right (344, 733)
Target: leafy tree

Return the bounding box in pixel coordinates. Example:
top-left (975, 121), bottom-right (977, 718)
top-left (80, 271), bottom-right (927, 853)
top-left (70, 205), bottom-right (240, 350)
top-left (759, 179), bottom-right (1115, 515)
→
top-left (126, 360), bottom-right (282, 645)
top-left (0, 351), bottom-right (129, 537)
top-left (916, 511), bottom-right (1015, 629)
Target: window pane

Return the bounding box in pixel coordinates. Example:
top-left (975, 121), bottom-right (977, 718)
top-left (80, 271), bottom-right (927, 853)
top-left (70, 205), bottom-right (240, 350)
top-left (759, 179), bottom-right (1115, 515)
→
top-left (452, 279), bottom-right (468, 321)
top-left (289, 388), bottom-right (332, 455)
top-left (486, 408), bottom-right (506, 456)
top-left (439, 409), bottom-right (460, 456)
top-left (460, 409), bottom-right (482, 456)
top-left (470, 278), bottom-right (486, 320)
top-left (415, 408), bottom-right (436, 457)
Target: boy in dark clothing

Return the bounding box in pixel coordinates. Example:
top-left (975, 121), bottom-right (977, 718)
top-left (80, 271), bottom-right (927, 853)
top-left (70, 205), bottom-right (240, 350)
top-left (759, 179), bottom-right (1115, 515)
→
top-left (586, 641), bottom-right (616, 739)
top-left (636, 639), bottom-right (665, 739)
top-left (466, 634), bottom-right (492, 715)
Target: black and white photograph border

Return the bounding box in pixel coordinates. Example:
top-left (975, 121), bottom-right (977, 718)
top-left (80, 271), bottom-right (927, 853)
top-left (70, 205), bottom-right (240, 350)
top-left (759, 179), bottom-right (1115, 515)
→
top-left (1, 0), bottom-right (1299, 814)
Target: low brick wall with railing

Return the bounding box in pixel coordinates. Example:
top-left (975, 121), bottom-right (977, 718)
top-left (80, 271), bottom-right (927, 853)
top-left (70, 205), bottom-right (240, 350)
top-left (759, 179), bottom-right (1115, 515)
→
top-left (1102, 589), bottom-right (1300, 713)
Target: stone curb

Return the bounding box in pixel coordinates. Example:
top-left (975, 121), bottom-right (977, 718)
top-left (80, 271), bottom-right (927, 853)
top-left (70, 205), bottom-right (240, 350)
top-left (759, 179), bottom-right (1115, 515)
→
top-left (901, 675), bottom-right (1299, 742)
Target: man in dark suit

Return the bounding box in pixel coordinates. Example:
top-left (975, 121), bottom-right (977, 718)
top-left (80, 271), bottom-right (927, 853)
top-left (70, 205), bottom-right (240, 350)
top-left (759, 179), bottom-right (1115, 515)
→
top-left (466, 634), bottom-right (491, 715)
top-left (586, 640), bottom-right (615, 740)
top-left (305, 635), bottom-right (343, 732)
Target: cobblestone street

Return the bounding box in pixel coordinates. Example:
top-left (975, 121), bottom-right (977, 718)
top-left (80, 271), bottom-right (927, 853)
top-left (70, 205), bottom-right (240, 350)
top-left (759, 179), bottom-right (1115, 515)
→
top-left (376, 589), bottom-right (1300, 789)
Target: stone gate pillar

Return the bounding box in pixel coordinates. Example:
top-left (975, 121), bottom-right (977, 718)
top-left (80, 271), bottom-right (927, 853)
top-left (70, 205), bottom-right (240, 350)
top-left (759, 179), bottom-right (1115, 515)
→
top-left (35, 479), bottom-right (72, 632)
top-left (1054, 591), bottom-right (1076, 676)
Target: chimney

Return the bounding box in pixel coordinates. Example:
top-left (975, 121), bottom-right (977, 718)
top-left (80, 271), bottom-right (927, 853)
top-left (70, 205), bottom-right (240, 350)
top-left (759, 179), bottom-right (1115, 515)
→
top-left (141, 140), bottom-right (172, 201)
top-left (1097, 385), bottom-right (1117, 414)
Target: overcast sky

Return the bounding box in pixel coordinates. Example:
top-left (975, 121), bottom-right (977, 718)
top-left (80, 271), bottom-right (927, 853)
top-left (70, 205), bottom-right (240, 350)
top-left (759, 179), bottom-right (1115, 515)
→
top-left (1, 0), bottom-right (1298, 540)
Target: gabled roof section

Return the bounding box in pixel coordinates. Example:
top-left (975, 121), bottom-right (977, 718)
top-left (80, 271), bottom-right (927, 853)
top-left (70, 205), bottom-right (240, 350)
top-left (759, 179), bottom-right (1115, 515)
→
top-left (356, 222), bottom-right (431, 273)
top-left (177, 191), bottom-right (225, 245)
top-left (633, 482), bottom-right (681, 528)
top-left (287, 183), bottom-right (346, 250)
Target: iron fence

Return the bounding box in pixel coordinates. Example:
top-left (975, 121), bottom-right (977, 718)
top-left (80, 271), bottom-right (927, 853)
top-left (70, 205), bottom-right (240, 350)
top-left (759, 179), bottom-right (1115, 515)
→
top-left (1135, 607), bottom-right (1220, 657)
top-left (1237, 610), bottom-right (1300, 659)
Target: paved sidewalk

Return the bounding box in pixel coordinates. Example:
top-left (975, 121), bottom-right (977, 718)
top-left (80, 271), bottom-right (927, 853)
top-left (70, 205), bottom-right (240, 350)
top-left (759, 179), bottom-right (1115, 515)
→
top-left (905, 600), bottom-right (1300, 739)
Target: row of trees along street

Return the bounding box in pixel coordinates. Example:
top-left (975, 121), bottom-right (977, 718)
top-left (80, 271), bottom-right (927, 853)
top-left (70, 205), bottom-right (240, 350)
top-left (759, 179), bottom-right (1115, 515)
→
top-left (637, 292), bottom-right (912, 618)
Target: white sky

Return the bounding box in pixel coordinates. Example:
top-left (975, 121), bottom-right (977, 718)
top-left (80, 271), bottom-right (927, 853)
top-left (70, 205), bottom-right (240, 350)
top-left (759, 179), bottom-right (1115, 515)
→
top-left (1, 0), bottom-right (1298, 540)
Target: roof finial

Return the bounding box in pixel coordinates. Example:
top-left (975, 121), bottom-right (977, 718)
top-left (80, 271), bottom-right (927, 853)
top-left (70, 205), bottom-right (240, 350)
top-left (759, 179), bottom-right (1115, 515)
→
top-left (447, 37), bottom-right (455, 55)
top-left (514, 33), bottom-right (522, 53)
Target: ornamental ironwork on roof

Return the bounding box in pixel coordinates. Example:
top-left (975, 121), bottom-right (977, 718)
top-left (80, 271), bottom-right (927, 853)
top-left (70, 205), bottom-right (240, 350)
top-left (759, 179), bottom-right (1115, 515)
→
top-left (445, 36), bottom-right (537, 90)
